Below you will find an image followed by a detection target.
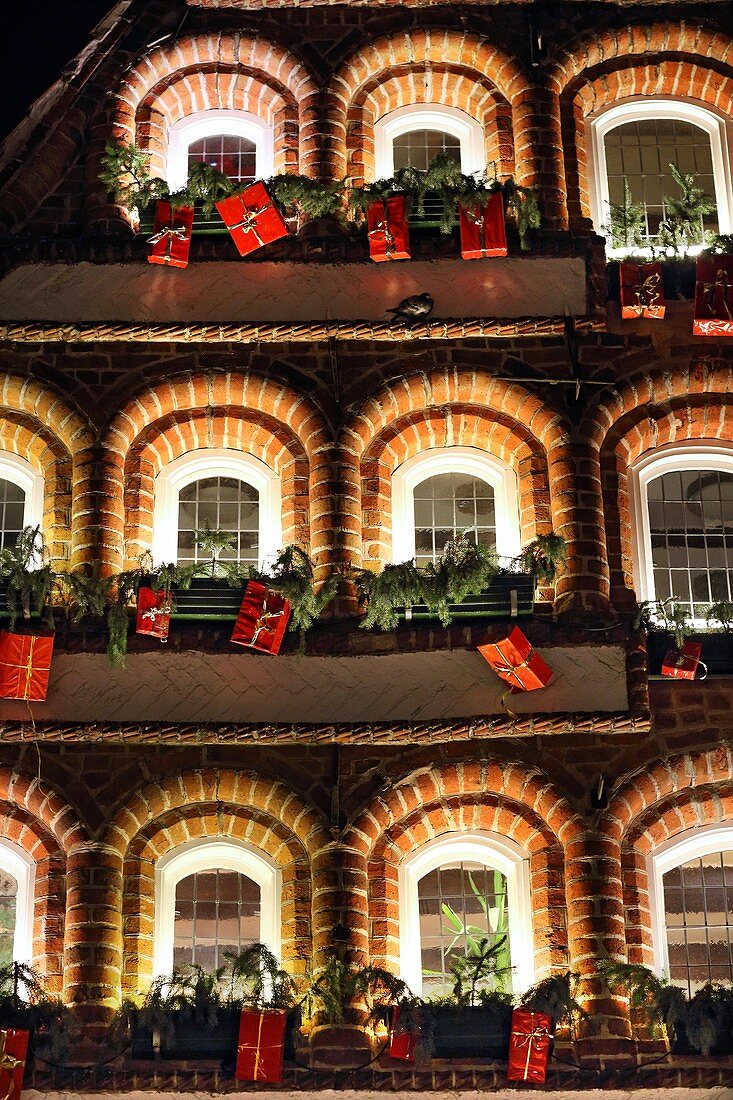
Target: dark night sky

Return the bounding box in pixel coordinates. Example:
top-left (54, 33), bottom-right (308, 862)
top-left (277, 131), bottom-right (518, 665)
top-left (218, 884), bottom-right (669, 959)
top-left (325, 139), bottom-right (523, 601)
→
top-left (0, 1), bottom-right (114, 141)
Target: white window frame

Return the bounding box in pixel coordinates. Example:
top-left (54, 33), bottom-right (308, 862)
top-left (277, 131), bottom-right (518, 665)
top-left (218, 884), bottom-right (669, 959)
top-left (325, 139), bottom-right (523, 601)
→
top-left (0, 452), bottom-right (44, 532)
top-left (166, 109), bottom-right (275, 192)
top-left (153, 837), bottom-right (282, 978)
top-left (630, 440), bottom-right (733, 625)
top-left (398, 831), bottom-right (534, 996)
top-left (152, 448), bottom-right (281, 569)
top-left (391, 447), bottom-right (520, 566)
top-left (589, 98), bottom-right (733, 255)
top-left (0, 839), bottom-right (35, 967)
top-left (374, 105), bottom-right (486, 179)
top-left (648, 822), bottom-right (733, 979)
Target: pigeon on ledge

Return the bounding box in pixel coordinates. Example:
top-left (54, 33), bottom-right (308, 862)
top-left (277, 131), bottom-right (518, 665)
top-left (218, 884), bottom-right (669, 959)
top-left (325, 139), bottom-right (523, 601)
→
top-left (385, 292), bottom-right (435, 325)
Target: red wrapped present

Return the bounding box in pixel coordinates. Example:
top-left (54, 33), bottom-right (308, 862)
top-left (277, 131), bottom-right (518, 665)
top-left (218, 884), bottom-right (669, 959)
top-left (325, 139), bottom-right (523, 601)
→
top-left (477, 626), bottom-right (553, 692)
top-left (136, 587), bottom-right (172, 642)
top-left (230, 580), bottom-right (291, 655)
top-left (620, 261), bottom-right (665, 319)
top-left (0, 632), bottom-right (54, 702)
top-left (459, 192), bottom-right (507, 259)
top-left (235, 1008), bottom-right (286, 1084)
top-left (506, 1008), bottom-right (552, 1084)
top-left (662, 640), bottom-right (706, 681)
top-left (147, 201), bottom-right (194, 269)
top-left (389, 1007), bottom-right (419, 1062)
top-left (693, 256), bottom-right (733, 336)
top-left (0, 1028), bottom-right (29, 1100)
top-left (367, 196), bottom-right (411, 262)
top-left (216, 183), bottom-right (288, 257)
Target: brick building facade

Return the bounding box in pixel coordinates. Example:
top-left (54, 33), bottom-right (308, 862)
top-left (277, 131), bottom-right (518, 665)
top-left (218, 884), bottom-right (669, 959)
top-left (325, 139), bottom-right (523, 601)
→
top-left (1, 0), bottom-right (733, 1091)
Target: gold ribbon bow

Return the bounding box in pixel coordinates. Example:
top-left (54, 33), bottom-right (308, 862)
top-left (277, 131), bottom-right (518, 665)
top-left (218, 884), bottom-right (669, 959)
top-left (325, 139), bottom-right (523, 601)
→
top-left (514, 1021), bottom-right (552, 1080)
top-left (3, 637), bottom-right (43, 701)
top-left (631, 271), bottom-right (661, 314)
top-left (703, 268), bottom-right (733, 320)
top-left (0, 1032), bottom-right (24, 1100)
top-left (368, 201), bottom-right (396, 257)
top-left (146, 224), bottom-right (189, 264)
top-left (250, 596), bottom-right (285, 646)
top-left (229, 201), bottom-right (267, 247)
top-left (465, 207), bottom-right (489, 254)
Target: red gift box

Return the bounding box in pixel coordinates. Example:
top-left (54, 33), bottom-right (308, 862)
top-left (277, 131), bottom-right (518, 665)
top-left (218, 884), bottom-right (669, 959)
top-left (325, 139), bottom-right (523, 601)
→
top-left (693, 256), bottom-right (733, 336)
top-left (216, 183), bottom-right (288, 257)
top-left (136, 587), bottom-right (171, 642)
top-left (235, 1008), bottom-right (286, 1084)
top-left (620, 261), bottom-right (665, 319)
top-left (506, 1008), bottom-right (552, 1083)
top-left (0, 632), bottom-right (54, 702)
top-left (147, 201), bottom-right (194, 269)
top-left (389, 1007), bottom-right (419, 1062)
top-left (367, 196), bottom-right (411, 262)
top-left (662, 640), bottom-right (706, 681)
top-left (477, 626), bottom-right (553, 692)
top-left (230, 580), bottom-right (291, 655)
top-left (459, 192), bottom-right (507, 259)
top-left (0, 1028), bottom-right (29, 1100)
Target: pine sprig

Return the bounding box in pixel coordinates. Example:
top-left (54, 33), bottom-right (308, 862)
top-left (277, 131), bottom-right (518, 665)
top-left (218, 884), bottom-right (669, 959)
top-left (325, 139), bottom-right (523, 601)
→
top-left (0, 526), bottom-right (56, 628)
top-left (260, 545), bottom-right (339, 633)
top-left (99, 140), bottom-right (167, 215)
top-left (660, 162), bottom-right (716, 252)
top-left (603, 177), bottom-right (646, 252)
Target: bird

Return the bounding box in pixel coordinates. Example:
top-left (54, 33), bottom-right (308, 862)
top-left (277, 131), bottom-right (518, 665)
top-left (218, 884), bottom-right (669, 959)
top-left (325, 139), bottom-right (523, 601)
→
top-left (385, 292), bottom-right (435, 326)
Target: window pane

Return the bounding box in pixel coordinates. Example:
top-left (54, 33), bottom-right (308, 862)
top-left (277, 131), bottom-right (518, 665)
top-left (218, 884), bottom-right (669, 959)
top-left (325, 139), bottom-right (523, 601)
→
top-left (663, 850), bottom-right (733, 994)
top-left (188, 134), bottom-right (257, 185)
top-left (177, 477), bottom-right (260, 567)
top-left (648, 470), bottom-right (733, 616)
top-left (604, 118), bottom-right (717, 244)
top-left (0, 868), bottom-right (18, 969)
top-left (417, 861), bottom-right (511, 997)
top-left (173, 869), bottom-right (261, 972)
top-left (393, 130), bottom-right (461, 173)
top-left (412, 473), bottom-right (496, 567)
top-left (0, 478), bottom-right (26, 553)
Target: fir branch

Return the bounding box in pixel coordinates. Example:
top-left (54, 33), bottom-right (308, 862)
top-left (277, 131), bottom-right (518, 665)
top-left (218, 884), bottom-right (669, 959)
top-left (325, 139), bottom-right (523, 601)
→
top-left (355, 561), bottom-right (424, 631)
top-left (603, 177), bottom-right (646, 252)
top-left (176, 161), bottom-right (233, 215)
top-left (99, 140), bottom-right (168, 215)
top-left (659, 162), bottom-right (716, 253)
top-left (421, 536), bottom-right (498, 625)
top-left (106, 569), bottom-right (139, 669)
top-left (267, 175), bottom-right (347, 221)
top-left (0, 526), bottom-right (56, 628)
top-left (501, 179), bottom-right (541, 251)
top-left (261, 545), bottom-right (338, 632)
top-left (516, 533), bottom-right (567, 586)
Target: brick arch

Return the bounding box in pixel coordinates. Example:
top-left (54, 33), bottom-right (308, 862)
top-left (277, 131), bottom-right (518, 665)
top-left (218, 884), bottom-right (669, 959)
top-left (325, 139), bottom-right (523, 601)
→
top-left (547, 23), bottom-right (733, 226)
top-left (368, 791), bottom-right (567, 980)
top-left (122, 803), bottom-right (312, 995)
top-left (601, 746), bottom-right (733, 970)
top-left (0, 768), bottom-right (87, 853)
top-left (345, 63), bottom-right (513, 185)
top-left (327, 30), bottom-right (531, 181)
top-left (585, 363), bottom-right (733, 606)
top-left (137, 66), bottom-right (300, 179)
top-left (360, 406), bottom-right (551, 567)
top-left (123, 408), bottom-right (310, 566)
top-left (99, 371), bottom-right (333, 577)
top-left (0, 374), bottom-right (95, 568)
top-left (0, 803), bottom-right (67, 992)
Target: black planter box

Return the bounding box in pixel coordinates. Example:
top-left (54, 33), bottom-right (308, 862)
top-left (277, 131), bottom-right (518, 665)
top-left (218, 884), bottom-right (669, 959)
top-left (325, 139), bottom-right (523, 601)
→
top-left (672, 1017), bottom-right (733, 1056)
top-left (131, 1006), bottom-right (301, 1061)
top-left (425, 1004), bottom-right (513, 1059)
top-left (169, 578), bottom-right (246, 622)
top-left (647, 632), bottom-right (733, 677)
top-left (399, 572), bottom-right (535, 624)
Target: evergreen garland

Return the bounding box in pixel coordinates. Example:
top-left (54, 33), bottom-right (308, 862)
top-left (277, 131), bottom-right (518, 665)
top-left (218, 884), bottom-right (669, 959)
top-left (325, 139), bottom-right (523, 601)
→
top-left (0, 526), bottom-right (55, 628)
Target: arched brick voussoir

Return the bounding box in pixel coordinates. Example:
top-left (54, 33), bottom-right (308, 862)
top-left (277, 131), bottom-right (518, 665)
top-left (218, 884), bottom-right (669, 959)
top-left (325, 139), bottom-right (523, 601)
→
top-left (0, 374), bottom-right (94, 456)
top-left (582, 361), bottom-right (733, 452)
top-left (343, 760), bottom-right (583, 857)
top-left (342, 371), bottom-right (569, 459)
top-left (0, 769), bottom-right (87, 852)
top-left (574, 61), bottom-right (733, 121)
top-left (600, 746), bottom-right (733, 845)
top-left (103, 768), bottom-right (331, 858)
top-left (547, 22), bottom-right (733, 95)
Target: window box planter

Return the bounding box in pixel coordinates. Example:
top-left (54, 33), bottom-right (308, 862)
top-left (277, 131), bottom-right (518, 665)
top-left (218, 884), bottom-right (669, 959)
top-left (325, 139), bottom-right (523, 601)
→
top-left (399, 571), bottom-right (534, 623)
top-left (130, 1006), bottom-right (301, 1061)
top-left (671, 1020), bottom-right (733, 1057)
top-left (167, 577), bottom-right (246, 622)
top-left (423, 1003), bottom-right (513, 1060)
top-left (646, 632), bottom-right (733, 677)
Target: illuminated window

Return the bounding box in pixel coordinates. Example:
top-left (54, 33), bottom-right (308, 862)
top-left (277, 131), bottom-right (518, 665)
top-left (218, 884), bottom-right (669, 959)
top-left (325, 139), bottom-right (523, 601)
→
top-left (166, 110), bottom-right (274, 192)
top-left (173, 869), bottom-right (261, 971)
top-left (0, 840), bottom-right (34, 967)
top-left (177, 476), bottom-right (259, 567)
top-left (393, 129), bottom-right (461, 173)
top-left (374, 106), bottom-right (485, 179)
top-left (0, 867), bottom-right (17, 969)
top-left (187, 134), bottom-right (257, 186)
top-left (0, 479), bottom-right (25, 552)
top-left (412, 474), bottom-right (496, 567)
top-left (0, 454), bottom-right (43, 549)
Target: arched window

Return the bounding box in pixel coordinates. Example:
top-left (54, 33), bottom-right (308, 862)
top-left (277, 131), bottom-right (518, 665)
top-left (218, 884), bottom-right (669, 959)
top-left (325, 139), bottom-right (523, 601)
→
top-left (0, 840), bottom-right (34, 967)
top-left (391, 448), bottom-right (520, 566)
top-left (166, 110), bottom-right (275, 192)
top-left (631, 444), bottom-right (733, 621)
top-left (152, 450), bottom-right (281, 569)
top-left (590, 100), bottom-right (732, 252)
top-left (399, 833), bottom-right (533, 996)
top-left (374, 106), bottom-right (485, 179)
top-left (650, 825), bottom-right (733, 994)
top-left (0, 453), bottom-right (44, 550)
top-left (154, 839), bottom-right (281, 977)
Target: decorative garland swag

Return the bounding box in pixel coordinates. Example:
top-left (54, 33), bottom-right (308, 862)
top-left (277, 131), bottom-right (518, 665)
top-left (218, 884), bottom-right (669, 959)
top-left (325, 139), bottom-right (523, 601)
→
top-left (100, 141), bottom-right (542, 266)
